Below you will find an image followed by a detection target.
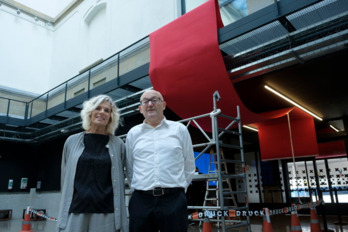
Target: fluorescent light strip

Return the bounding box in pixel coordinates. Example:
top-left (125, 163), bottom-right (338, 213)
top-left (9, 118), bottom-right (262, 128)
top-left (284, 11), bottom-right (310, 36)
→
top-left (243, 125), bottom-right (259, 132)
top-left (329, 125), bottom-right (339, 132)
top-left (264, 85), bottom-right (323, 121)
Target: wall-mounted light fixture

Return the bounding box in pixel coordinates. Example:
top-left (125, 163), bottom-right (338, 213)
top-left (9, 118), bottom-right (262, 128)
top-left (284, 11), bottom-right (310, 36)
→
top-left (329, 125), bottom-right (339, 132)
top-left (17, 9), bottom-right (20, 14)
top-left (264, 85), bottom-right (323, 121)
top-left (243, 125), bottom-right (258, 132)
top-left (34, 16), bottom-right (38, 22)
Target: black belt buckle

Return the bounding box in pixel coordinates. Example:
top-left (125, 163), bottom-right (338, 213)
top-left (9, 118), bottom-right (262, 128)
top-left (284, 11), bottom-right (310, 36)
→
top-left (153, 188), bottom-right (164, 196)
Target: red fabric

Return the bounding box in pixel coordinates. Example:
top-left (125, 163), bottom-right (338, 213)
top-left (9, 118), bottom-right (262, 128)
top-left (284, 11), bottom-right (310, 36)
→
top-left (315, 127), bottom-right (347, 158)
top-left (148, 0), bottom-right (319, 160)
top-left (149, 0), bottom-right (265, 132)
top-left (257, 107), bottom-right (293, 119)
top-left (318, 140), bottom-right (346, 157)
top-left (254, 108), bottom-right (319, 160)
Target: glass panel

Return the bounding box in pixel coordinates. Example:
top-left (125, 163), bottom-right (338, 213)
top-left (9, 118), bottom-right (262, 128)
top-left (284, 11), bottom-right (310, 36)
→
top-left (306, 160), bottom-right (319, 202)
top-left (315, 159), bottom-right (331, 203)
top-left (0, 98), bottom-right (9, 116)
top-left (327, 158), bottom-right (348, 203)
top-left (219, 0), bottom-right (248, 26)
top-left (8, 100), bottom-right (26, 119)
top-left (183, 0), bottom-right (267, 26)
top-left (47, 84), bottom-right (66, 109)
top-left (66, 72), bottom-right (89, 101)
top-left (119, 37), bottom-right (150, 76)
top-left (30, 94), bottom-right (47, 118)
top-left (90, 55), bottom-right (119, 90)
top-left (287, 161), bottom-right (310, 199)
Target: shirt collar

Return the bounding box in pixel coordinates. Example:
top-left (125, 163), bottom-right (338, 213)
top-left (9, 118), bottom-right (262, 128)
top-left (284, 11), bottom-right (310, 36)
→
top-left (142, 117), bottom-right (168, 128)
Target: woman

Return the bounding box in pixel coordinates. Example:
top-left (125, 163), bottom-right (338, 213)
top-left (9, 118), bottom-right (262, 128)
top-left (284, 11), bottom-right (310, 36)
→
top-left (57, 94), bottom-right (128, 232)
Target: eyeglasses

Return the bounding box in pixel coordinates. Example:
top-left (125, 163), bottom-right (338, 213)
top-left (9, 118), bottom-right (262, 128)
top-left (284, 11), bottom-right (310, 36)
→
top-left (140, 98), bottom-right (163, 106)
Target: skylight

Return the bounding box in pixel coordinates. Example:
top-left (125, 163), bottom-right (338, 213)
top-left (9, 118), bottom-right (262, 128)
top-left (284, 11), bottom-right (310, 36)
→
top-left (10, 0), bottom-right (79, 21)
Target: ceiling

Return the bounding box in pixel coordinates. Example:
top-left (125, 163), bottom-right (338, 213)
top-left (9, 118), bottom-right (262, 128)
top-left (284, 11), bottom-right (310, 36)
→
top-left (218, 0), bottom-right (348, 144)
top-left (233, 48), bottom-right (348, 118)
top-left (233, 47), bottom-right (348, 142)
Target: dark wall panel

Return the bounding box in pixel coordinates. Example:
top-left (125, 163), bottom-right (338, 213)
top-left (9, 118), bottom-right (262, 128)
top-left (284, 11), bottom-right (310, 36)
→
top-left (0, 137), bottom-right (67, 192)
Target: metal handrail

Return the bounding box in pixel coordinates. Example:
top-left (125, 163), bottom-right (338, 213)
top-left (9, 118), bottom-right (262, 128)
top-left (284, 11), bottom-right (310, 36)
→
top-left (1, 35), bottom-right (150, 123)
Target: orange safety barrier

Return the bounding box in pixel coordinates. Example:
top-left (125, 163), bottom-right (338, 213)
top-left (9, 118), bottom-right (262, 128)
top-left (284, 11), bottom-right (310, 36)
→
top-left (262, 208), bottom-right (274, 232)
top-left (20, 206), bottom-right (33, 232)
top-left (228, 210), bottom-right (236, 218)
top-left (202, 217), bottom-right (212, 232)
top-left (290, 204), bottom-right (302, 232)
top-left (310, 204), bottom-right (322, 232)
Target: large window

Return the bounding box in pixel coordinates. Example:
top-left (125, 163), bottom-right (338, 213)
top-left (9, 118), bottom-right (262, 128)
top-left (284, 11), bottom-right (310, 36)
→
top-left (183, 0), bottom-right (270, 26)
top-left (287, 158), bottom-right (348, 203)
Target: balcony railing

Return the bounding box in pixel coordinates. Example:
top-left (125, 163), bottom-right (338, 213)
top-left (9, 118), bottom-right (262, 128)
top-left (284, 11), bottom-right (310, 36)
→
top-left (0, 36), bottom-right (150, 127)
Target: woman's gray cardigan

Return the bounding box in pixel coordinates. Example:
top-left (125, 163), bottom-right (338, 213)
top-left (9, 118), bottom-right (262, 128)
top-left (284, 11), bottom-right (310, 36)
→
top-left (57, 132), bottom-right (129, 232)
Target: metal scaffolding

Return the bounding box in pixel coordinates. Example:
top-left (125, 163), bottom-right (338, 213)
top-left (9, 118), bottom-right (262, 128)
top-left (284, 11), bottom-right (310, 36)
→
top-left (181, 91), bottom-right (250, 232)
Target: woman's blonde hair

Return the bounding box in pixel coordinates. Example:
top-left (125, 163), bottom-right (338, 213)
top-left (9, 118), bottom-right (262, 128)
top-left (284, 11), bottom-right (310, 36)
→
top-left (80, 94), bottom-right (120, 135)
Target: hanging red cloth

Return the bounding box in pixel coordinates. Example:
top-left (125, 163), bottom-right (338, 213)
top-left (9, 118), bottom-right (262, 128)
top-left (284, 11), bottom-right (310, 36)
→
top-left (253, 107), bottom-right (319, 160)
top-left (316, 127), bottom-right (347, 158)
top-left (148, 0), bottom-right (319, 160)
top-left (149, 0), bottom-right (265, 132)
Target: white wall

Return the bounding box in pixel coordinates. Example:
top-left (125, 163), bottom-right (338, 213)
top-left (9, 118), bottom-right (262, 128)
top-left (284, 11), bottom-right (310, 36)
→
top-left (0, 0), bottom-right (180, 94)
top-left (0, 190), bottom-right (61, 219)
top-left (49, 0), bottom-right (179, 88)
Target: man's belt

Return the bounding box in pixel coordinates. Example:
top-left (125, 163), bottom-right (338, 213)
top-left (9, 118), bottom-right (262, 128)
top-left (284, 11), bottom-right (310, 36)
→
top-left (136, 187), bottom-right (184, 196)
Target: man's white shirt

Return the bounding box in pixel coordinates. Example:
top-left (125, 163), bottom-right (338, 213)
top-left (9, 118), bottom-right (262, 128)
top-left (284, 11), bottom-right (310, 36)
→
top-left (126, 118), bottom-right (195, 191)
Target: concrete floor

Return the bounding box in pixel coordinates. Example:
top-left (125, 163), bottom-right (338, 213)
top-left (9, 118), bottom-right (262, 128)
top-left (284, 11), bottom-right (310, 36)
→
top-left (1, 215), bottom-right (347, 232)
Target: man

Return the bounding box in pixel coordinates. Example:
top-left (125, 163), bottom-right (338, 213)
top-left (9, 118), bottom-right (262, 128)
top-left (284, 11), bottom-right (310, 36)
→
top-left (126, 90), bottom-right (196, 232)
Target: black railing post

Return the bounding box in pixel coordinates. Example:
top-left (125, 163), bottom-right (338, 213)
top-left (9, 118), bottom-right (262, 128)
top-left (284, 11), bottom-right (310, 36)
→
top-left (88, 70), bottom-right (91, 98)
top-left (64, 82), bottom-right (68, 109)
top-left (117, 53), bottom-right (120, 86)
top-left (6, 99), bottom-right (10, 124)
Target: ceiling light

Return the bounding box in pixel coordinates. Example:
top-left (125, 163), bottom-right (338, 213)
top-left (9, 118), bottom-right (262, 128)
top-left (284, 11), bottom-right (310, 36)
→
top-left (243, 125), bottom-right (258, 132)
top-left (329, 125), bottom-right (339, 132)
top-left (264, 85), bottom-right (323, 121)
top-left (17, 9), bottom-right (20, 14)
